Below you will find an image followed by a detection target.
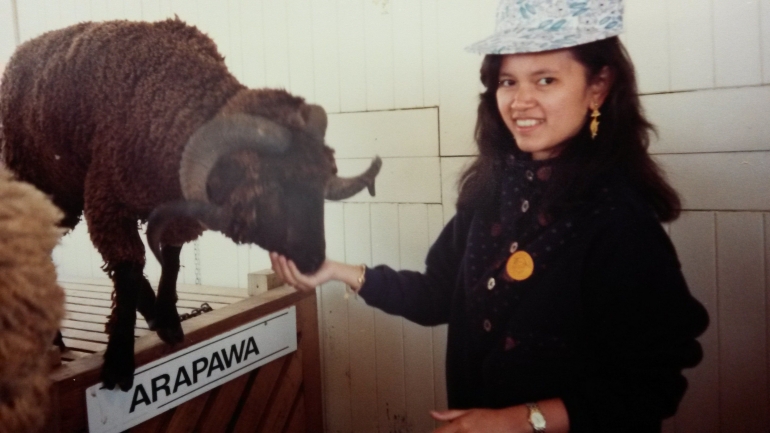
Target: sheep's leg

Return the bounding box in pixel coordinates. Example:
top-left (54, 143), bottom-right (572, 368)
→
top-left (102, 261), bottom-right (143, 391)
top-left (154, 245), bottom-right (184, 345)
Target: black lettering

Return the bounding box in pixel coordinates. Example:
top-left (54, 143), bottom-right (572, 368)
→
top-left (151, 374), bottom-right (171, 402)
top-left (129, 384), bottom-right (151, 413)
top-left (192, 357), bottom-right (208, 383)
top-left (221, 340), bottom-right (245, 368)
top-left (207, 351), bottom-right (225, 377)
top-left (244, 337), bottom-right (259, 360)
top-left (173, 366), bottom-right (192, 393)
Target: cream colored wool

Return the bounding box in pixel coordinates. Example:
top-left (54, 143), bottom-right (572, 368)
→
top-left (0, 166), bottom-right (64, 433)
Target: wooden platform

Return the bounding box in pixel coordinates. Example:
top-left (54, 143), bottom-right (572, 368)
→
top-left (46, 276), bottom-right (323, 433)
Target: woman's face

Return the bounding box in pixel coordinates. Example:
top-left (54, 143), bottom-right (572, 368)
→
top-left (496, 50), bottom-right (609, 160)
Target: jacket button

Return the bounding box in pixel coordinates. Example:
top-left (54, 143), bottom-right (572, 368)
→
top-left (483, 319), bottom-right (492, 332)
top-left (521, 200), bottom-right (530, 213)
top-left (509, 241), bottom-right (519, 253)
top-left (487, 277), bottom-right (496, 290)
top-left (525, 170), bottom-right (534, 181)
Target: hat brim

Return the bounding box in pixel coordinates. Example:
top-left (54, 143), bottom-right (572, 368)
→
top-left (465, 27), bottom-right (623, 55)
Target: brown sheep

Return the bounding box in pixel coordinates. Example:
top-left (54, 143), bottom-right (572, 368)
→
top-left (0, 18), bottom-right (381, 391)
top-left (0, 166), bottom-right (65, 433)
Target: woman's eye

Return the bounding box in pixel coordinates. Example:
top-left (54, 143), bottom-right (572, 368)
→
top-left (538, 77), bottom-right (555, 85)
top-left (499, 79), bottom-right (515, 87)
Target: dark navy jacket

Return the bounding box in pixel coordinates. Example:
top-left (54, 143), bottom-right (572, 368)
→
top-left (358, 156), bottom-right (709, 432)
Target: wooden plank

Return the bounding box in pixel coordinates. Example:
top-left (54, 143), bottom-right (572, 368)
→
top-left (263, 0), bottom-right (291, 90)
top-left (421, 0), bottom-right (440, 106)
top-left (327, 108), bottom-right (440, 159)
top-left (714, 0), bottom-right (762, 87)
top-left (61, 349), bottom-right (90, 362)
top-left (61, 319), bottom-right (151, 337)
top-left (668, 0), bottom-right (714, 91)
top-left (231, 356), bottom-right (290, 433)
top-left (59, 278), bottom-right (249, 298)
top-left (63, 287), bottom-right (243, 305)
top-left (287, 0), bottom-right (315, 102)
top-left (310, 0), bottom-right (341, 113)
top-left (62, 337), bottom-right (105, 353)
top-left (338, 0), bottom-right (367, 112)
top-left (716, 212), bottom-right (769, 433)
top-left (65, 294), bottom-right (227, 311)
top-left (66, 303), bottom-right (196, 317)
top-left (763, 0), bottom-right (770, 83)
top-left (370, 203), bottom-right (408, 432)
top-left (61, 328), bottom-right (109, 343)
top-left (621, 0), bottom-right (670, 94)
top-left (393, 0), bottom-right (424, 108)
top-left (164, 391), bottom-right (210, 433)
top-left (400, 204), bottom-right (436, 433)
top-left (669, 212), bottom-right (719, 433)
top-left (284, 394), bottom-right (307, 433)
top-left (655, 152), bottom-right (770, 211)
top-left (196, 372), bottom-right (252, 432)
top-left (343, 204), bottom-right (378, 433)
top-left (130, 410), bottom-right (168, 433)
top-left (260, 350), bottom-right (304, 432)
top-left (645, 87), bottom-right (770, 154)
top-left (766, 213), bottom-right (770, 430)
top-left (318, 202), bottom-right (353, 433)
top-left (297, 294), bottom-right (324, 433)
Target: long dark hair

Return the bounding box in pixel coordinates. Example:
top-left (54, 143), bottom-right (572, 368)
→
top-left (456, 37), bottom-right (681, 222)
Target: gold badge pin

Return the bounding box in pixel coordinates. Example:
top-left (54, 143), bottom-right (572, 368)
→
top-left (505, 250), bottom-right (534, 281)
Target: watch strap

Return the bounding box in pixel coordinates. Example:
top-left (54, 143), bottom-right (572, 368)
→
top-left (526, 402), bottom-right (547, 433)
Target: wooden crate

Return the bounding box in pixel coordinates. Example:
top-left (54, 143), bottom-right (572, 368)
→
top-left (45, 276), bottom-right (323, 433)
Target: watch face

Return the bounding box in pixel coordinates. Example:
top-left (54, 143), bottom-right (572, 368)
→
top-left (531, 412), bottom-right (546, 429)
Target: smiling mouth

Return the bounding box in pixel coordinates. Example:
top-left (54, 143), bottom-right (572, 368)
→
top-left (515, 119), bottom-right (543, 128)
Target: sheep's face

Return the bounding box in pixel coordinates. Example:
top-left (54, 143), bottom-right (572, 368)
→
top-left (207, 145), bottom-right (334, 274)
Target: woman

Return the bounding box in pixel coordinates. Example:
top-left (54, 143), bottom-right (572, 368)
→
top-left (272, 1), bottom-right (709, 431)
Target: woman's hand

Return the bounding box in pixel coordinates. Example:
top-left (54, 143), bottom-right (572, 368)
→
top-left (430, 407), bottom-right (528, 433)
top-left (270, 253), bottom-right (336, 291)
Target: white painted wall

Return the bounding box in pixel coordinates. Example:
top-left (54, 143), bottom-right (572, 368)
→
top-left (2, 0), bottom-right (769, 431)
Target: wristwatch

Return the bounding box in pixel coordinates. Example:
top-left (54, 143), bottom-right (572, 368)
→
top-left (526, 402), bottom-right (546, 433)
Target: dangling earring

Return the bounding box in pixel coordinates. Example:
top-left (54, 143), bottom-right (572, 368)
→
top-left (590, 104), bottom-right (601, 140)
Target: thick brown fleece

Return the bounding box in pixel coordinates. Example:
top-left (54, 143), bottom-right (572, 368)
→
top-left (0, 166), bottom-right (64, 433)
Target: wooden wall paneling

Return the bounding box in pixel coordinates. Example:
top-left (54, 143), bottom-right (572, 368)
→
top-left (364, 0), bottom-right (395, 111)
top-left (400, 204), bottom-right (437, 433)
top-left (645, 87), bottom-right (770, 154)
top-left (260, 350), bottom-right (305, 432)
top-left (170, 0), bottom-right (199, 27)
top-left (343, 204), bottom-right (379, 433)
top-left (16, 0), bottom-right (45, 42)
top-left (621, 0), bottom-right (670, 94)
top-left (393, 0), bottom-right (425, 109)
top-left (655, 152), bottom-right (770, 211)
top-left (668, 0), bottom-right (714, 91)
top-left (319, 202), bottom-right (353, 433)
top-left (287, 0), bottom-right (316, 103)
top-left (327, 108), bottom-right (439, 159)
top-left (716, 212), bottom-right (769, 433)
top-left (285, 395), bottom-right (307, 433)
top-left (54, 223), bottom-right (95, 279)
top-left (337, 0), bottom-right (367, 113)
top-left (231, 357), bottom-right (291, 433)
top-left (713, 0), bottom-right (762, 87)
top-left (370, 203), bottom-right (408, 432)
top-left (197, 0), bottom-right (234, 77)
top-left (43, 0), bottom-right (62, 30)
top-left (0, 0), bottom-right (16, 66)
top-left (668, 212), bottom-right (719, 433)
top-left (236, 243), bottom-right (250, 290)
top-left (763, 0), bottom-right (770, 83)
top-left (440, 156), bottom-right (473, 223)
top-left (428, 204), bottom-right (449, 423)
top-left (195, 360), bottom-right (252, 432)
top-left (421, 0), bottom-right (440, 107)
top-left (140, 0), bottom-right (173, 22)
top-left (310, 0), bottom-right (341, 113)
top-left (767, 213), bottom-right (770, 431)
top-left (437, 0), bottom-right (497, 156)
top-left (335, 157), bottom-right (442, 204)
top-left (226, 0), bottom-right (245, 83)
top-left (197, 231), bottom-right (241, 288)
top-left (248, 245), bottom-right (272, 284)
top-left (238, 0), bottom-right (266, 90)
top-left (89, 0), bottom-right (113, 21)
top-left (263, 0), bottom-right (291, 90)
top-left (130, 410), bottom-right (168, 433)
top-left (123, 0), bottom-right (142, 20)
top-left (164, 392), bottom-right (211, 432)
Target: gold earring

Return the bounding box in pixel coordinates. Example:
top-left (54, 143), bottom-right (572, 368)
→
top-left (590, 105), bottom-right (601, 140)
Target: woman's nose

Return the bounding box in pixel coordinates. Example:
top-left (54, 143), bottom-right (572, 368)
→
top-left (510, 87), bottom-right (535, 110)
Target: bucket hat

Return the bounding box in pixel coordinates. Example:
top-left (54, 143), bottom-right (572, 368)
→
top-left (466, 0), bottom-right (624, 55)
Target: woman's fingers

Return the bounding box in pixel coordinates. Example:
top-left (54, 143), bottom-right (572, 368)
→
top-left (430, 409), bottom-right (468, 421)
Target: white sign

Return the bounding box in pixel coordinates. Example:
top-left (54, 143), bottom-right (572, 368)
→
top-left (86, 306), bottom-right (297, 433)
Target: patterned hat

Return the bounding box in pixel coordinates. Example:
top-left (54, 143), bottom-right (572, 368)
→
top-left (466, 0), bottom-right (624, 55)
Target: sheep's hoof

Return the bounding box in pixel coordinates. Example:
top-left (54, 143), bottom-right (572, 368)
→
top-left (101, 342), bottom-right (135, 391)
top-left (157, 325), bottom-right (184, 346)
top-left (155, 301), bottom-right (184, 345)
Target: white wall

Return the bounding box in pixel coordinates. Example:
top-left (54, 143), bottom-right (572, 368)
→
top-left (2, 0), bottom-right (769, 431)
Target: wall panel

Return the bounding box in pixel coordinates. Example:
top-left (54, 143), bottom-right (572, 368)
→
top-left (337, 0), bottom-right (367, 112)
top-left (716, 212), bottom-right (768, 433)
top-left (287, 0), bottom-right (315, 102)
top-left (393, 0), bottom-right (425, 109)
top-left (763, 0), bottom-right (770, 83)
top-left (645, 87), bottom-right (770, 154)
top-left (0, 0), bottom-right (16, 66)
top-left (622, 0), bottom-right (670, 94)
top-left (421, 0), bottom-right (440, 107)
top-left (669, 212), bottom-right (719, 433)
top-left (363, 0), bottom-right (395, 111)
top-left (668, 0), bottom-right (714, 91)
top-left (310, 0), bottom-right (341, 113)
top-left (714, 0), bottom-right (762, 87)
top-left (238, 0), bottom-right (266, 89)
top-left (335, 157), bottom-right (442, 204)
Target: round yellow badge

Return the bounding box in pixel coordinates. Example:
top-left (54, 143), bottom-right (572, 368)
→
top-left (505, 250), bottom-right (534, 281)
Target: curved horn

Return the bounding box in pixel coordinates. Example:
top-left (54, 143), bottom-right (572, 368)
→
top-left (146, 201), bottom-right (232, 264)
top-left (325, 156), bottom-right (383, 200)
top-left (180, 114), bottom-right (291, 202)
top-left (305, 104), bottom-right (328, 140)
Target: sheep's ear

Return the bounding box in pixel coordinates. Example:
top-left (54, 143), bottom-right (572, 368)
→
top-left (304, 104), bottom-right (327, 140)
